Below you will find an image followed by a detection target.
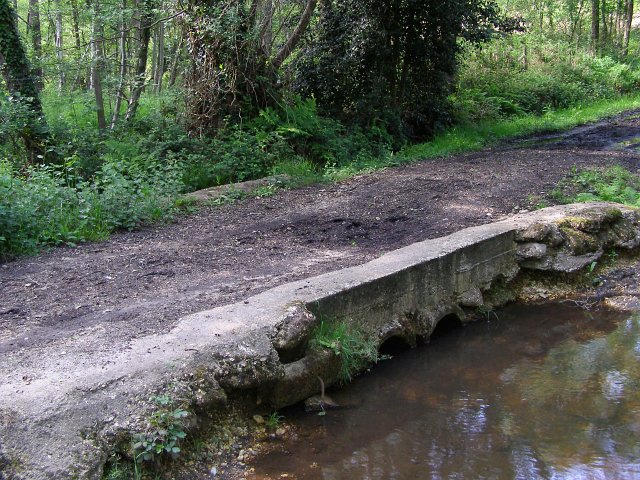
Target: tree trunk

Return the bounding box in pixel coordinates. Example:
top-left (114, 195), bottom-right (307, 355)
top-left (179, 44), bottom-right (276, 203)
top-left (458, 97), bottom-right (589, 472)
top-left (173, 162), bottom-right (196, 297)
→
top-left (111, 0), bottom-right (128, 128)
top-left (592, 0), bottom-right (600, 54)
top-left (570, 0), bottom-right (586, 42)
top-left (601, 0), bottom-right (608, 45)
top-left (168, 35), bottom-right (182, 87)
top-left (150, 21), bottom-right (157, 91)
top-left (0, 0), bottom-right (48, 163)
top-left (69, 0), bottom-right (85, 88)
top-left (623, 0), bottom-right (634, 56)
top-left (153, 20), bottom-right (164, 93)
top-left (90, 0), bottom-right (106, 130)
top-left (27, 0), bottom-right (43, 90)
top-left (69, 0), bottom-right (81, 49)
top-left (125, 0), bottom-right (154, 121)
top-left (54, 0), bottom-right (64, 92)
top-left (259, 0), bottom-right (273, 56)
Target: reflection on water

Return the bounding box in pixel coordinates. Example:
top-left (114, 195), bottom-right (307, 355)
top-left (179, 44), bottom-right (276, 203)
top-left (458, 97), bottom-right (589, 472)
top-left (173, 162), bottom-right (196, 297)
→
top-left (249, 304), bottom-right (640, 479)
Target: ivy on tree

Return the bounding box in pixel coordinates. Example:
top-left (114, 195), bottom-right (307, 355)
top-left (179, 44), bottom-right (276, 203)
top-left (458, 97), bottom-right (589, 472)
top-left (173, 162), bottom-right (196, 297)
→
top-left (0, 0), bottom-right (50, 163)
top-left (294, 0), bottom-right (502, 140)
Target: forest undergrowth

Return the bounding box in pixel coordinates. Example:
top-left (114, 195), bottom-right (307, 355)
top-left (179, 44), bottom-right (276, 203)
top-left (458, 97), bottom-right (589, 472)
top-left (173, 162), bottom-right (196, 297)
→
top-left (3, 35), bottom-right (640, 260)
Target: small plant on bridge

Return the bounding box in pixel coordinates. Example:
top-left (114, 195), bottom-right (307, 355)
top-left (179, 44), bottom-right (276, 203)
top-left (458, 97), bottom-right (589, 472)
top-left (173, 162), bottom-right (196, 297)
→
top-left (311, 318), bottom-right (379, 382)
top-left (131, 395), bottom-right (189, 475)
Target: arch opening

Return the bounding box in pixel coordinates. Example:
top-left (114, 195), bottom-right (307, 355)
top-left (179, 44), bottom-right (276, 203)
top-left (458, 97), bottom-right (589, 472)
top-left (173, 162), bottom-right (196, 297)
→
top-left (379, 335), bottom-right (413, 356)
top-left (430, 314), bottom-right (463, 340)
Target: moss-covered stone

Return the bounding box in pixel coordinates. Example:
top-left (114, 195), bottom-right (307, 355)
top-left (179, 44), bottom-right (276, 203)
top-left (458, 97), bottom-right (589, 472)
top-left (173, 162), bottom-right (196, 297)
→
top-left (603, 207), bottom-right (624, 222)
top-left (558, 224), bottom-right (600, 255)
top-left (516, 222), bottom-right (564, 246)
top-left (481, 277), bottom-right (517, 309)
top-left (556, 208), bottom-right (623, 234)
top-left (557, 216), bottom-right (600, 233)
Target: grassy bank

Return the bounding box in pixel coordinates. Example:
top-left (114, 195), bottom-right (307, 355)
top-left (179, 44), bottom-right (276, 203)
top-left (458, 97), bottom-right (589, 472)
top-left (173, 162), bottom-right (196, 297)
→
top-left (400, 94), bottom-right (640, 161)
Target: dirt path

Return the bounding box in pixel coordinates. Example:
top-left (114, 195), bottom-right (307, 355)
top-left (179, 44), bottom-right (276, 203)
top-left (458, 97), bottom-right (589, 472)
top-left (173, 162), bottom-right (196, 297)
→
top-left (3, 114), bottom-right (640, 365)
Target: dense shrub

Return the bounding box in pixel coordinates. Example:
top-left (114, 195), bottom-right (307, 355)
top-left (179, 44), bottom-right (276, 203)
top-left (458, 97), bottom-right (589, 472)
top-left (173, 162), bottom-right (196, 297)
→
top-left (294, 0), bottom-right (501, 140)
top-left (453, 36), bottom-right (640, 123)
top-left (0, 159), bottom-right (182, 259)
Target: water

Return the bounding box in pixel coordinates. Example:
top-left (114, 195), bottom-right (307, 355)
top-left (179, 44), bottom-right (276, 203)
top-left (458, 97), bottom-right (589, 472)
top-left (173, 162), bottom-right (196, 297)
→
top-left (248, 303), bottom-right (640, 479)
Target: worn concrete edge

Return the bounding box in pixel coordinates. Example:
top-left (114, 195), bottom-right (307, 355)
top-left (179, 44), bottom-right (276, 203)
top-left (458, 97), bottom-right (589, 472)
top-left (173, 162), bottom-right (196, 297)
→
top-left (182, 175), bottom-right (290, 203)
top-left (1, 201), bottom-right (639, 479)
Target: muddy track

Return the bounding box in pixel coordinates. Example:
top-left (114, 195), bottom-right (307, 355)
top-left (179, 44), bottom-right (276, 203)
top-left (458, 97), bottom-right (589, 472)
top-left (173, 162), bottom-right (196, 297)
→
top-left (2, 112), bottom-right (640, 370)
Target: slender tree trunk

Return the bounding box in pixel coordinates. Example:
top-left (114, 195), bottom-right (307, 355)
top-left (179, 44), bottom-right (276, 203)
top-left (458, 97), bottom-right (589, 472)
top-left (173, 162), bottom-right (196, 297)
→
top-left (153, 20), bottom-right (164, 93)
top-left (150, 24), bottom-right (157, 90)
top-left (623, 0), bottom-right (634, 55)
top-left (70, 0), bottom-right (81, 49)
top-left (28, 0), bottom-right (43, 90)
top-left (125, 0), bottom-right (154, 121)
top-left (131, 0), bottom-right (142, 52)
top-left (168, 35), bottom-right (182, 87)
top-left (570, 0), bottom-right (586, 42)
top-left (69, 0), bottom-right (85, 88)
top-left (54, 0), bottom-right (64, 92)
top-left (259, 0), bottom-right (273, 56)
top-left (592, 0), bottom-right (601, 54)
top-left (0, 0), bottom-right (48, 163)
top-left (608, 3), bottom-right (615, 40)
top-left (111, 0), bottom-right (128, 128)
top-left (90, 0), bottom-right (106, 130)
top-left (601, 0), bottom-right (608, 44)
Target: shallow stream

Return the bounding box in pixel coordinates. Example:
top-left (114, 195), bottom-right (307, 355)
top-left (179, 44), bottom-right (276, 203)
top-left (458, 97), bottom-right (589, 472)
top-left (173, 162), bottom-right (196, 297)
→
top-left (249, 303), bottom-right (640, 479)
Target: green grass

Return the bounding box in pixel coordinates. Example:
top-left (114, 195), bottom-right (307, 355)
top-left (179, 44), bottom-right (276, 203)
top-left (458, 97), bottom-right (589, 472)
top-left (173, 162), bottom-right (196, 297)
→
top-left (400, 94), bottom-right (640, 162)
top-left (308, 94), bottom-right (640, 182)
top-left (40, 88), bottom-right (183, 131)
top-left (264, 412), bottom-right (284, 430)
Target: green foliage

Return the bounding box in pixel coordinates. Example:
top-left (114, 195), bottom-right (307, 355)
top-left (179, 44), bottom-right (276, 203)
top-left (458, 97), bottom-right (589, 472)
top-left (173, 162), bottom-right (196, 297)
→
top-left (453, 35), bottom-right (640, 124)
top-left (402, 94), bottom-right (640, 161)
top-left (181, 126), bottom-right (287, 190)
top-left (132, 395), bottom-right (189, 464)
top-left (0, 158), bottom-right (182, 259)
top-left (311, 318), bottom-right (379, 383)
top-left (102, 454), bottom-right (135, 480)
top-left (0, 0), bottom-right (50, 162)
top-left (264, 412), bottom-right (284, 431)
top-left (0, 94), bottom-right (37, 158)
top-left (270, 157), bottom-right (319, 186)
top-left (251, 95), bottom-right (394, 167)
top-left (295, 0), bottom-right (501, 140)
top-left (555, 165), bottom-right (640, 207)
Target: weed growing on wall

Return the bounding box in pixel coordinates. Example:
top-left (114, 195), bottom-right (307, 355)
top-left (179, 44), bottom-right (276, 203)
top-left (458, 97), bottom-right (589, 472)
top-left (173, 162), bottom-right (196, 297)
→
top-left (311, 318), bottom-right (379, 383)
top-left (131, 395), bottom-right (189, 477)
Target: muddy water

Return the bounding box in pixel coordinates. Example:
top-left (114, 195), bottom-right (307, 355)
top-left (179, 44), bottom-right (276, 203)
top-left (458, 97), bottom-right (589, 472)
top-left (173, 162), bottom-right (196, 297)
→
top-left (249, 304), bottom-right (640, 479)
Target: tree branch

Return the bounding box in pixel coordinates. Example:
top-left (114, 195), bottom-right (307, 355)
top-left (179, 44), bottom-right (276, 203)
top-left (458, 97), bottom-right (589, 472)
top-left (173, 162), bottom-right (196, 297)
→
top-left (271, 0), bottom-right (317, 69)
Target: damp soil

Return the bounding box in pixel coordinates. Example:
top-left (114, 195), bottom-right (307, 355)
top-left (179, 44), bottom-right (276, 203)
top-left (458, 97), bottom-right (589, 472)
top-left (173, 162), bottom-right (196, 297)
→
top-left (245, 302), bottom-right (640, 480)
top-left (3, 111), bottom-right (640, 381)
